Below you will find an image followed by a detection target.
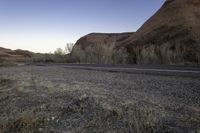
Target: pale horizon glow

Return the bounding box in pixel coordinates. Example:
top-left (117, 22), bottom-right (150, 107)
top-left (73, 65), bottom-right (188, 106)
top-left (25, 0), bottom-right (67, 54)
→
top-left (0, 0), bottom-right (165, 53)
top-left (0, 31), bottom-right (80, 53)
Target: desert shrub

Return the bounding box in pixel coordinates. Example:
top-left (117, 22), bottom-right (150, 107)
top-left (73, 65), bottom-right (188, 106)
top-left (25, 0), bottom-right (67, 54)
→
top-left (0, 79), bottom-right (12, 87)
top-left (0, 58), bottom-right (5, 63)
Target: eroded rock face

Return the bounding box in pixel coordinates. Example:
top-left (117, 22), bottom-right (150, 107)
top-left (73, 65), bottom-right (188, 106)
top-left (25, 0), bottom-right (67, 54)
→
top-left (72, 0), bottom-right (200, 65)
top-left (122, 0), bottom-right (200, 64)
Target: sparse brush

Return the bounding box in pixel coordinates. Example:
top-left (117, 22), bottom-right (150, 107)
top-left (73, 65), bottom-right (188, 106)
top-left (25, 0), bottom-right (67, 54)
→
top-left (59, 96), bottom-right (170, 133)
top-left (0, 110), bottom-right (48, 133)
top-left (0, 79), bottom-right (12, 87)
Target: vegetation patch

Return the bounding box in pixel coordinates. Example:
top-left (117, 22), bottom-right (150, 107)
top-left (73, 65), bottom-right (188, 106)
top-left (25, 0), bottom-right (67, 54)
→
top-left (0, 79), bottom-right (12, 87)
top-left (0, 110), bottom-right (48, 133)
top-left (58, 96), bottom-right (171, 133)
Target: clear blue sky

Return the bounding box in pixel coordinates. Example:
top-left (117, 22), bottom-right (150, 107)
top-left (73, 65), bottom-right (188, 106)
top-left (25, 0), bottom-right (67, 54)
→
top-left (0, 0), bottom-right (165, 53)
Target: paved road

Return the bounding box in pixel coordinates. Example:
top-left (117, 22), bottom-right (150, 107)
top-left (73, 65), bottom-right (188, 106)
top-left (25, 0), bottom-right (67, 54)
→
top-left (35, 63), bottom-right (200, 77)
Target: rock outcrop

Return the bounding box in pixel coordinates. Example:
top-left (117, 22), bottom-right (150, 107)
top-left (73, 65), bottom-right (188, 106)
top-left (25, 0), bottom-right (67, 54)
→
top-left (72, 0), bottom-right (200, 65)
top-left (121, 0), bottom-right (200, 64)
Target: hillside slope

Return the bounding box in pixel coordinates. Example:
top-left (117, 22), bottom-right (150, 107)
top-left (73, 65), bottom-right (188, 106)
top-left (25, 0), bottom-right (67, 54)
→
top-left (0, 47), bottom-right (33, 62)
top-left (72, 0), bottom-right (200, 65)
top-left (121, 0), bottom-right (200, 64)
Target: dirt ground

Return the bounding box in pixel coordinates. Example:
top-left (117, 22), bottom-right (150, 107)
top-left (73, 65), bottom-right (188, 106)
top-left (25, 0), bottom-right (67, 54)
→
top-left (0, 65), bottom-right (200, 133)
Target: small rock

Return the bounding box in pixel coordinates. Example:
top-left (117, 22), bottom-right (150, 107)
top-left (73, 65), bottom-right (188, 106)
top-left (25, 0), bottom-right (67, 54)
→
top-left (52, 116), bottom-right (55, 120)
top-left (39, 128), bottom-right (43, 132)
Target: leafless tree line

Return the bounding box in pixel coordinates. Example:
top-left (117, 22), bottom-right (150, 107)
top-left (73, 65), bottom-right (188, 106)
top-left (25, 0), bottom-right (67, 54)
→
top-left (72, 42), bottom-right (128, 64)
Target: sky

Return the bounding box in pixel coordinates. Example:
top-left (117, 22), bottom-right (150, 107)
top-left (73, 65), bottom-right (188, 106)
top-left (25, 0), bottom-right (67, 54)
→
top-left (0, 0), bottom-right (165, 53)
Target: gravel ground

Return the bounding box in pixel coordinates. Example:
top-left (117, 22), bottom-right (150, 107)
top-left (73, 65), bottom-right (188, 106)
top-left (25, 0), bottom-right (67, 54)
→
top-left (0, 65), bottom-right (200, 133)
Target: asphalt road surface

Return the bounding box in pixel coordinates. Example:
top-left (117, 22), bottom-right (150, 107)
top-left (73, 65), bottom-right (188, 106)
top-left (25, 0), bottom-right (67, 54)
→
top-left (35, 63), bottom-right (200, 77)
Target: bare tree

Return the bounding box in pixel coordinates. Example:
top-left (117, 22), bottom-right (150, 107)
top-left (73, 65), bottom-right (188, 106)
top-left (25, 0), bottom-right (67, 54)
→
top-left (54, 48), bottom-right (65, 56)
top-left (65, 43), bottom-right (74, 54)
top-left (70, 38), bottom-right (127, 64)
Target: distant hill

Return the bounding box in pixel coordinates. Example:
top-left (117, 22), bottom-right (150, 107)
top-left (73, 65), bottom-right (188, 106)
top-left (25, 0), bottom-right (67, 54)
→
top-left (0, 47), bottom-right (33, 57)
top-left (72, 0), bottom-right (200, 65)
top-left (0, 47), bottom-right (33, 62)
top-left (0, 47), bottom-right (66, 63)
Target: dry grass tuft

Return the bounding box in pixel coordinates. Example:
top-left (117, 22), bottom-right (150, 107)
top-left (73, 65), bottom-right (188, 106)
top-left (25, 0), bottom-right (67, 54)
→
top-left (0, 109), bottom-right (47, 133)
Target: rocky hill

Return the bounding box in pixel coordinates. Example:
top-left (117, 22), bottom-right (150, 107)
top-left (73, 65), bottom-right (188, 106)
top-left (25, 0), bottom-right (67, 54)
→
top-left (0, 47), bottom-right (70, 63)
top-left (121, 0), bottom-right (200, 64)
top-left (72, 0), bottom-right (200, 65)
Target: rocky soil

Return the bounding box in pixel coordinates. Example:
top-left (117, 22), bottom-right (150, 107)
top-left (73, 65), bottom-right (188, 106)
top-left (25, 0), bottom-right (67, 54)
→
top-left (0, 65), bottom-right (200, 133)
